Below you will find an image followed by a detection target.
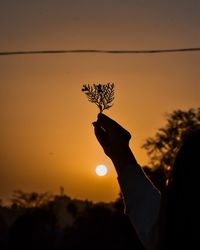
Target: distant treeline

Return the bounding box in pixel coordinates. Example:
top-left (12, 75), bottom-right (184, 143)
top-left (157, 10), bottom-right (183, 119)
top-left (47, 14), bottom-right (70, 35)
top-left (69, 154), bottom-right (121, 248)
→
top-left (0, 191), bottom-right (144, 250)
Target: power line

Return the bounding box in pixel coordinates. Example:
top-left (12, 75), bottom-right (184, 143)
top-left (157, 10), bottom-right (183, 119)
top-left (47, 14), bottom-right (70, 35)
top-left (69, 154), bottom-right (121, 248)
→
top-left (0, 47), bottom-right (200, 56)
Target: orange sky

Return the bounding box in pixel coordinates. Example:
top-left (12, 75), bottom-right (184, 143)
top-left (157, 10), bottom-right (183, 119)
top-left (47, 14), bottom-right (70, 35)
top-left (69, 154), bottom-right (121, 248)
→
top-left (0, 1), bottom-right (200, 203)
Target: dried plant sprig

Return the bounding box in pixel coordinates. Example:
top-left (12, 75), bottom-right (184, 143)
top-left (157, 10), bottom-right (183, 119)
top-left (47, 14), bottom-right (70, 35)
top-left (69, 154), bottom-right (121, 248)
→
top-left (82, 83), bottom-right (115, 113)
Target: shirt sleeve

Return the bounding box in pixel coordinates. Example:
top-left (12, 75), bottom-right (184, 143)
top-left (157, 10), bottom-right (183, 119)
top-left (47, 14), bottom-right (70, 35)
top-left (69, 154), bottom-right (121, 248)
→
top-left (117, 163), bottom-right (161, 250)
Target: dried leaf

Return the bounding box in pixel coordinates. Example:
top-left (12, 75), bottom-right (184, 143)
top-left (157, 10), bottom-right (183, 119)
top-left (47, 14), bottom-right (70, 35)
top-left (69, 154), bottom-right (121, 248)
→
top-left (82, 83), bottom-right (115, 113)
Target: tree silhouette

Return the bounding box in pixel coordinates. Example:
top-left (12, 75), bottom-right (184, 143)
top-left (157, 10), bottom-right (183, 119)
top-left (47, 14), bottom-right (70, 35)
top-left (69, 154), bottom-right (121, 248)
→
top-left (67, 202), bottom-right (78, 218)
top-left (8, 208), bottom-right (56, 250)
top-left (11, 190), bottom-right (53, 208)
top-left (142, 108), bottom-right (200, 190)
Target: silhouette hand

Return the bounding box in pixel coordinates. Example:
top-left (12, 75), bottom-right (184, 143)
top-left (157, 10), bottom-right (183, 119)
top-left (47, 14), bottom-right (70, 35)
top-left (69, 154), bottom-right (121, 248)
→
top-left (93, 113), bottom-right (137, 170)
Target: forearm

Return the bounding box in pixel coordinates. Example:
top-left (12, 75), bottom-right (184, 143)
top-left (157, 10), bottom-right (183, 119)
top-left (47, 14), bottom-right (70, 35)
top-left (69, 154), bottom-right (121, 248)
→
top-left (114, 157), bottom-right (161, 250)
top-left (109, 146), bottom-right (138, 175)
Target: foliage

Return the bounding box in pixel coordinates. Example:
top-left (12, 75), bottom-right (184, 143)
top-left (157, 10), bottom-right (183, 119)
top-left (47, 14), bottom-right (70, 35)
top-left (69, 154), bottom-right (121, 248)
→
top-left (142, 108), bottom-right (200, 189)
top-left (82, 83), bottom-right (114, 113)
top-left (11, 190), bottom-right (53, 208)
top-left (65, 201), bottom-right (142, 250)
top-left (1, 192), bottom-right (144, 250)
top-left (67, 202), bottom-right (78, 217)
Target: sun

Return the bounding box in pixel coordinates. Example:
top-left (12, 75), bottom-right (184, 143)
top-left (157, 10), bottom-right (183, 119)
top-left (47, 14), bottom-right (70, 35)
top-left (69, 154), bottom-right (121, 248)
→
top-left (95, 164), bottom-right (108, 176)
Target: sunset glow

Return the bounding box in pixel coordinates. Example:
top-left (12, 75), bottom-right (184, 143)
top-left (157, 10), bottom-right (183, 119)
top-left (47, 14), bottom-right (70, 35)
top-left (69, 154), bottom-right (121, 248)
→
top-left (0, 1), bottom-right (200, 204)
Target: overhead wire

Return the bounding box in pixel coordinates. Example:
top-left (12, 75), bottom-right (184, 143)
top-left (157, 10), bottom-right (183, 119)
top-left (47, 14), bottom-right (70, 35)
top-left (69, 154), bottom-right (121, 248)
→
top-left (0, 47), bottom-right (200, 56)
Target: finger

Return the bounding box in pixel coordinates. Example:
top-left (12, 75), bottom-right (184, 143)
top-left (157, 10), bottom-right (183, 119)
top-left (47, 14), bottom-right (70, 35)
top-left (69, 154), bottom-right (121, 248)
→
top-left (97, 113), bottom-right (131, 139)
top-left (97, 113), bottom-right (122, 131)
top-left (93, 122), bottom-right (110, 147)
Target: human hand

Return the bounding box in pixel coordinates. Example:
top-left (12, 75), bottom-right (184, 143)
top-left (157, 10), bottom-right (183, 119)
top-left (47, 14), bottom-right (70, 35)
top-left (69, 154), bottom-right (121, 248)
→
top-left (93, 113), bottom-right (137, 170)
